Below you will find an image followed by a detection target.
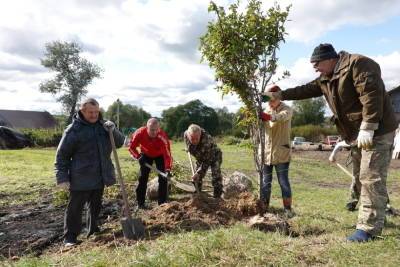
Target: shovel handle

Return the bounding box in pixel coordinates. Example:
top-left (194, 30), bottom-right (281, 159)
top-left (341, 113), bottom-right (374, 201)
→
top-left (186, 148), bottom-right (200, 193)
top-left (336, 162), bottom-right (354, 179)
top-left (109, 129), bottom-right (132, 218)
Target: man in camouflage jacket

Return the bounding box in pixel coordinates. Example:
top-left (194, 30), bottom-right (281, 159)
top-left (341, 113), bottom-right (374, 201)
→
top-left (184, 124), bottom-right (223, 198)
top-left (264, 43), bottom-right (397, 242)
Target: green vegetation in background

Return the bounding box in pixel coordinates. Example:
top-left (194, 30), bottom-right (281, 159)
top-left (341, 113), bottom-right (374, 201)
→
top-left (291, 124), bottom-right (338, 142)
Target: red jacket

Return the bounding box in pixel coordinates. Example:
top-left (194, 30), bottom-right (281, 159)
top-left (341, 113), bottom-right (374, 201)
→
top-left (128, 126), bottom-right (172, 170)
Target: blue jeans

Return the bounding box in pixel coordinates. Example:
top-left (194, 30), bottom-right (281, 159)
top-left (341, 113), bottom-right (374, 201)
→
top-left (260, 162), bottom-right (292, 203)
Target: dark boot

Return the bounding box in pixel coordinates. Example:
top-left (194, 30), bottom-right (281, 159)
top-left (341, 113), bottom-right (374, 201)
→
top-left (346, 201), bottom-right (358, 211)
top-left (213, 187), bottom-right (222, 198)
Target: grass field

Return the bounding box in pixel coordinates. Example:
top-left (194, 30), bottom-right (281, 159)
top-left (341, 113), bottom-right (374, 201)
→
top-left (1, 141), bottom-right (400, 266)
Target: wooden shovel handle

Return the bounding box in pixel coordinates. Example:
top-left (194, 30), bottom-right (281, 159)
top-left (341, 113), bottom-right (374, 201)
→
top-left (109, 129), bottom-right (132, 218)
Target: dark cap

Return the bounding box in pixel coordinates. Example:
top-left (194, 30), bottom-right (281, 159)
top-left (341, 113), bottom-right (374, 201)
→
top-left (310, 43), bottom-right (338, 62)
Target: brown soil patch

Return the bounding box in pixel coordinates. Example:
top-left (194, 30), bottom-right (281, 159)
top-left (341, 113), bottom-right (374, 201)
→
top-left (143, 192), bottom-right (265, 235)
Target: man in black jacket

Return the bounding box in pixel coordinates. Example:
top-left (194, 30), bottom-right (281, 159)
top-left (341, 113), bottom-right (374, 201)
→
top-left (55, 98), bottom-right (125, 247)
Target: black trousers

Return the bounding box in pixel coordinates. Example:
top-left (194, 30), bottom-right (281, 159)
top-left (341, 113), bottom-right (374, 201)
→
top-left (136, 154), bottom-right (168, 205)
top-left (64, 187), bottom-right (104, 240)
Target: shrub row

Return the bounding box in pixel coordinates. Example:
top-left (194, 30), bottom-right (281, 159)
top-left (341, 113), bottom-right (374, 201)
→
top-left (20, 128), bottom-right (64, 147)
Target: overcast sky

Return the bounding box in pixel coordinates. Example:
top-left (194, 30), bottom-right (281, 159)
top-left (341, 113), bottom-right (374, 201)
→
top-left (1, 0), bottom-right (400, 116)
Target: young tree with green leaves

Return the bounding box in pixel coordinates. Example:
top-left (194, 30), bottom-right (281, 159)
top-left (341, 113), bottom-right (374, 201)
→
top-left (105, 100), bottom-right (151, 129)
top-left (200, 0), bottom-right (289, 186)
top-left (292, 98), bottom-right (326, 127)
top-left (39, 41), bottom-right (103, 124)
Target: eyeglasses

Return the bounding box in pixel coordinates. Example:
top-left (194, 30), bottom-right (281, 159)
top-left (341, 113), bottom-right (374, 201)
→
top-left (312, 61), bottom-right (320, 68)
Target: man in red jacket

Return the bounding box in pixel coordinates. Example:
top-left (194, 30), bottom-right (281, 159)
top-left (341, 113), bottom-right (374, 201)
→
top-left (129, 118), bottom-right (172, 208)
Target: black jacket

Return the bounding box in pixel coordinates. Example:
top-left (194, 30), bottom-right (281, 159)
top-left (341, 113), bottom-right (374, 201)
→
top-left (55, 112), bottom-right (125, 190)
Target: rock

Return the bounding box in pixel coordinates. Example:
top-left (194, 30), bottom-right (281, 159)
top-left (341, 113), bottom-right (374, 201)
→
top-left (146, 178), bottom-right (159, 200)
top-left (247, 213), bottom-right (289, 233)
top-left (222, 171), bottom-right (253, 199)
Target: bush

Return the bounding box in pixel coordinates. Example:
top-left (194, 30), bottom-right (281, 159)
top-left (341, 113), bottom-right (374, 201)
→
top-left (20, 128), bottom-right (64, 147)
top-left (291, 124), bottom-right (338, 142)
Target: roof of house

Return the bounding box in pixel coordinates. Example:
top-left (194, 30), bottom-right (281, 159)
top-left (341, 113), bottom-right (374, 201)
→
top-left (388, 85), bottom-right (400, 96)
top-left (0, 110), bottom-right (57, 129)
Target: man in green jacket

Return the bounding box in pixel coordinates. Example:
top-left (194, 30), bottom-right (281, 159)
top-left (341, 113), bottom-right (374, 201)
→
top-left (265, 43), bottom-right (397, 242)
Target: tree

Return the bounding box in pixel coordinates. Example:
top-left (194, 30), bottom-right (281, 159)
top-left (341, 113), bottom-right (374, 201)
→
top-left (215, 107), bottom-right (235, 135)
top-left (200, 0), bottom-right (289, 185)
top-left (291, 98), bottom-right (326, 127)
top-left (40, 41), bottom-right (103, 124)
top-left (161, 100), bottom-right (219, 138)
top-left (105, 100), bottom-right (151, 129)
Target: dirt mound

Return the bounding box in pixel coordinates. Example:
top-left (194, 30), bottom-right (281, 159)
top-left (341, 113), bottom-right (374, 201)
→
top-left (143, 192), bottom-right (265, 234)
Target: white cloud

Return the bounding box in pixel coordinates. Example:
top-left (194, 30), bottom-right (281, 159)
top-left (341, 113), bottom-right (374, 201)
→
top-left (374, 51), bottom-right (400, 90)
top-left (279, 0), bottom-right (400, 42)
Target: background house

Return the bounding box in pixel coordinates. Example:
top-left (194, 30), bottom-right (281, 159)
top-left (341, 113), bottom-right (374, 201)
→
top-left (388, 86), bottom-right (400, 123)
top-left (0, 110), bottom-right (57, 129)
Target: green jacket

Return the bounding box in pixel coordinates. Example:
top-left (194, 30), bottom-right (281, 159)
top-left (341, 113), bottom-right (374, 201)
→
top-left (281, 51), bottom-right (397, 142)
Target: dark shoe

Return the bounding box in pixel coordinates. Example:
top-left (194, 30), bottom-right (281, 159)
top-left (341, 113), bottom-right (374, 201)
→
top-left (64, 236), bottom-right (77, 247)
top-left (138, 203), bottom-right (150, 210)
top-left (346, 202), bottom-right (357, 211)
top-left (385, 204), bottom-right (397, 216)
top-left (86, 226), bottom-right (101, 238)
top-left (213, 188), bottom-right (223, 198)
top-left (347, 230), bottom-right (373, 242)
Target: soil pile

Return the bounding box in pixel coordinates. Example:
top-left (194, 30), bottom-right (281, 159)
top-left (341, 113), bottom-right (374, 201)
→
top-left (143, 192), bottom-right (265, 234)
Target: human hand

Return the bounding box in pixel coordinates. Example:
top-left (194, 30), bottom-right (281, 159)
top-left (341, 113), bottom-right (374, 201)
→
top-left (191, 173), bottom-right (200, 182)
top-left (103, 120), bottom-right (116, 131)
top-left (259, 112), bottom-right (272, 121)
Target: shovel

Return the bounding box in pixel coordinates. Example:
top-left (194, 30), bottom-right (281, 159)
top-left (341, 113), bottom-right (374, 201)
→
top-left (186, 149), bottom-right (200, 194)
top-left (329, 141), bottom-right (354, 179)
top-left (142, 161), bottom-right (196, 193)
top-left (108, 129), bottom-right (145, 240)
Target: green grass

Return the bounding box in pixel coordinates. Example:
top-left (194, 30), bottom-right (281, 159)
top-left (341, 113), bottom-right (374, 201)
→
top-left (1, 142), bottom-right (400, 266)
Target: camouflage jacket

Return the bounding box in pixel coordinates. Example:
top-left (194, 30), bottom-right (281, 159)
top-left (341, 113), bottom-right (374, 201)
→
top-left (184, 129), bottom-right (222, 177)
top-left (281, 51), bottom-right (397, 142)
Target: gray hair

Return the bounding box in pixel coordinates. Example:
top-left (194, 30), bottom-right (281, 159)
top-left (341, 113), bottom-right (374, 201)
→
top-left (187, 124), bottom-right (201, 135)
top-left (80, 98), bottom-right (99, 109)
top-left (147, 117), bottom-right (160, 127)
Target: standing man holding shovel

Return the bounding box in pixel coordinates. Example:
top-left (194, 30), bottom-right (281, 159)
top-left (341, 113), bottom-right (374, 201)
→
top-left (264, 43), bottom-right (397, 242)
top-left (128, 118), bottom-right (172, 209)
top-left (184, 124), bottom-right (223, 198)
top-left (55, 98), bottom-right (125, 247)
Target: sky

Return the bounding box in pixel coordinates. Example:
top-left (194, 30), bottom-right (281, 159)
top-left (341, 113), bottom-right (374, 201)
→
top-left (0, 0), bottom-right (400, 117)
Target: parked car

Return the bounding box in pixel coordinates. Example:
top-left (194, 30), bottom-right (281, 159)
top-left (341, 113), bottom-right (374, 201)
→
top-left (292, 136), bottom-right (306, 146)
top-left (292, 136), bottom-right (322, 151)
top-left (323, 135), bottom-right (340, 147)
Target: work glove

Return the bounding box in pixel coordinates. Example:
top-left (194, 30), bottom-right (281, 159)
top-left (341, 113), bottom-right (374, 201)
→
top-left (357, 129), bottom-right (374, 149)
top-left (103, 120), bottom-right (115, 132)
top-left (58, 182), bottom-right (70, 190)
top-left (262, 84), bottom-right (282, 102)
top-left (166, 170), bottom-right (173, 178)
top-left (259, 112), bottom-right (272, 121)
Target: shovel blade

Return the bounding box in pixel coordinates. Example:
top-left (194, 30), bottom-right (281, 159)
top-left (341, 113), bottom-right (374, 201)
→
top-left (121, 217), bottom-right (145, 240)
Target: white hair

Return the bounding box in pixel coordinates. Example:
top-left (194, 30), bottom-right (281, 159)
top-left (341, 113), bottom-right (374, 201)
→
top-left (187, 124), bottom-right (201, 135)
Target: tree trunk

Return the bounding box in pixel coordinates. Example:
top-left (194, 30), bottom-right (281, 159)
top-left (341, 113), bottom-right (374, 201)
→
top-left (66, 100), bottom-right (77, 125)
